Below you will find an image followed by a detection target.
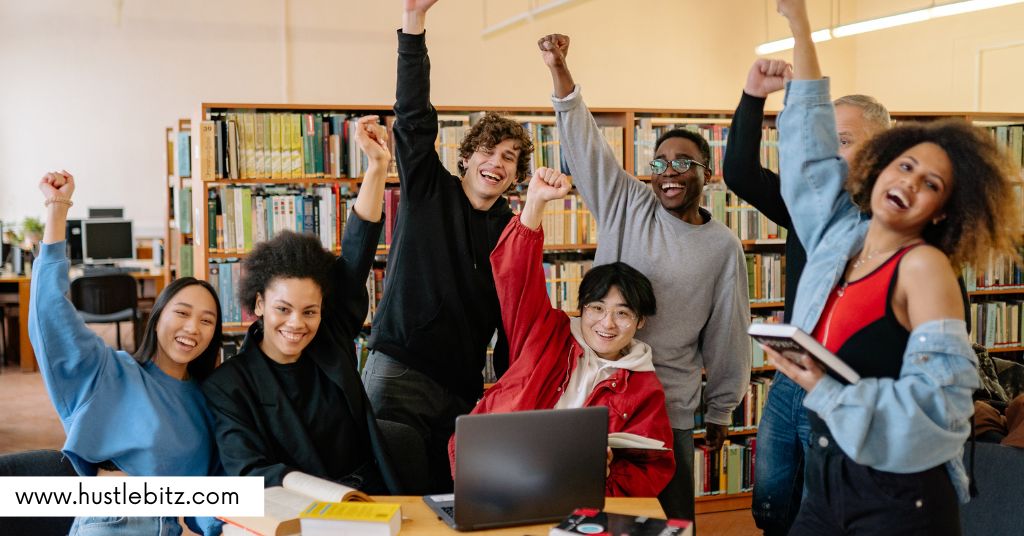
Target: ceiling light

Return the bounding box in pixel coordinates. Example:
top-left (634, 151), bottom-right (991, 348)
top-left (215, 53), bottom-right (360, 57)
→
top-left (755, 0), bottom-right (1024, 54)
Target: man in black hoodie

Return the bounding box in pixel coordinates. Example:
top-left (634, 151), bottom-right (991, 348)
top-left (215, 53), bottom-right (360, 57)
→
top-left (361, 0), bottom-right (535, 494)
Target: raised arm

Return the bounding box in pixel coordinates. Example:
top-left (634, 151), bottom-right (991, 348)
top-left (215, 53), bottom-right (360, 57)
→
top-left (541, 34), bottom-right (651, 225)
top-left (352, 115), bottom-right (389, 223)
top-left (775, 0), bottom-right (854, 254)
top-left (29, 171), bottom-right (114, 420)
top-left (394, 0), bottom-right (446, 201)
top-left (722, 60), bottom-right (793, 228)
top-left (490, 168), bottom-right (571, 365)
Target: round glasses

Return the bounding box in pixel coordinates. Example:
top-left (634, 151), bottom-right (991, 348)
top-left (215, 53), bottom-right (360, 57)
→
top-left (649, 158), bottom-right (709, 175)
top-left (581, 303), bottom-right (637, 328)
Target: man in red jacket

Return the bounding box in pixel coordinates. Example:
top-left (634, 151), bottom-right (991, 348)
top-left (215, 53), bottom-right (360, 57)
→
top-left (450, 167), bottom-right (675, 497)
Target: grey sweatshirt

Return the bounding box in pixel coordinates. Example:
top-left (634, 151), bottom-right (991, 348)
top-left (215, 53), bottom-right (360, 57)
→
top-left (552, 86), bottom-right (751, 429)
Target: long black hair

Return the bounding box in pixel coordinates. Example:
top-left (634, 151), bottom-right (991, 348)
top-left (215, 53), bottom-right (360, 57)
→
top-left (132, 277), bottom-right (223, 381)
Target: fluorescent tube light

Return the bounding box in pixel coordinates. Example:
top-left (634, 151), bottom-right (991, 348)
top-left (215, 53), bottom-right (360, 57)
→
top-left (754, 0), bottom-right (1024, 54)
top-left (831, 10), bottom-right (932, 37)
top-left (754, 29), bottom-right (832, 55)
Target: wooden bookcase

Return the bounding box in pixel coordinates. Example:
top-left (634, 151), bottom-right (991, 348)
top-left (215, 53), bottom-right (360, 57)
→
top-left (164, 118), bottom-right (193, 287)
top-left (181, 100), bottom-right (1024, 514)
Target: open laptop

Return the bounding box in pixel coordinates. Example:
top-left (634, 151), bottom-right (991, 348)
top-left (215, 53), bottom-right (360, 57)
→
top-left (423, 406), bottom-right (608, 531)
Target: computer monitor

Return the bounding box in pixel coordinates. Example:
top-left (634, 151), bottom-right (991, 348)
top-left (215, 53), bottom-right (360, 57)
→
top-left (81, 219), bottom-right (135, 265)
top-left (88, 207), bottom-right (124, 219)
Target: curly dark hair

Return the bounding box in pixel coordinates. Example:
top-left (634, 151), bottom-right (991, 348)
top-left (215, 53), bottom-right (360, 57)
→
top-left (238, 231), bottom-right (335, 315)
top-left (846, 118), bottom-right (1022, 268)
top-left (456, 112), bottom-right (535, 184)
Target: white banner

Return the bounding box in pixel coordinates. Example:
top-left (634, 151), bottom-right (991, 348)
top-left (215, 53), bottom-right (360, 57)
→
top-left (0, 477), bottom-right (264, 517)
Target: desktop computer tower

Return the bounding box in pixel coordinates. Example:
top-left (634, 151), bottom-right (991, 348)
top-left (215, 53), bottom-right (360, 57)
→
top-left (66, 219), bottom-right (84, 264)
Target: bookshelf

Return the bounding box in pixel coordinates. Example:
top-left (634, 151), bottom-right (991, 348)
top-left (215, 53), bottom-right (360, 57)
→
top-left (164, 118), bottom-right (193, 286)
top-left (182, 100), bottom-right (1024, 513)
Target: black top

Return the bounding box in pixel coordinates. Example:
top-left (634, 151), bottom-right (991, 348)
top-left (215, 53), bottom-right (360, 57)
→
top-left (263, 349), bottom-right (367, 482)
top-left (202, 212), bottom-right (401, 492)
top-left (722, 91), bottom-right (806, 322)
top-left (368, 30), bottom-right (512, 404)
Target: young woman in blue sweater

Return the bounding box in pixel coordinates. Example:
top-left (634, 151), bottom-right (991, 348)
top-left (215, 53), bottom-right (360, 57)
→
top-left (30, 170), bottom-right (224, 535)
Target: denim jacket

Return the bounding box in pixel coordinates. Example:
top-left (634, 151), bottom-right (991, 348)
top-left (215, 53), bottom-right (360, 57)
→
top-left (777, 78), bottom-right (979, 503)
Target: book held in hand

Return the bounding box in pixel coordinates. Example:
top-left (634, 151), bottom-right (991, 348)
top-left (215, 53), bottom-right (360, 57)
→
top-left (550, 508), bottom-right (693, 536)
top-left (219, 471), bottom-right (372, 536)
top-left (300, 501), bottom-right (402, 536)
top-left (747, 323), bottom-right (861, 383)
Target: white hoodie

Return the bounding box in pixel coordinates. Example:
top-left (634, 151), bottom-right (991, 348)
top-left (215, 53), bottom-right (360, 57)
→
top-left (555, 318), bottom-right (656, 409)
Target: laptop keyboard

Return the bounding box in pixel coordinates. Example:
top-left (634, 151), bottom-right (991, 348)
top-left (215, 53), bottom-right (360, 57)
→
top-left (441, 505), bottom-right (455, 518)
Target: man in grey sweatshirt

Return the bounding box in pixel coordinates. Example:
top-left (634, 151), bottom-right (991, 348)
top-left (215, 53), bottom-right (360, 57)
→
top-left (539, 34), bottom-right (751, 520)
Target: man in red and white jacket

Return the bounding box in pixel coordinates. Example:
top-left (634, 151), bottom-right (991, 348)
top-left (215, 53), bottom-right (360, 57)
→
top-left (449, 168), bottom-right (674, 497)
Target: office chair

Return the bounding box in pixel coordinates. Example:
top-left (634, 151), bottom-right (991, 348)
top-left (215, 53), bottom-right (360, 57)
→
top-left (69, 273), bottom-right (139, 350)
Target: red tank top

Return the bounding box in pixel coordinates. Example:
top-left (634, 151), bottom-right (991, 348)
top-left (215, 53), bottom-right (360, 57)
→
top-left (810, 245), bottom-right (920, 380)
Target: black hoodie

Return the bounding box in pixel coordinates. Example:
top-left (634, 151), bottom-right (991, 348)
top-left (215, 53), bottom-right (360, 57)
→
top-left (368, 30), bottom-right (511, 405)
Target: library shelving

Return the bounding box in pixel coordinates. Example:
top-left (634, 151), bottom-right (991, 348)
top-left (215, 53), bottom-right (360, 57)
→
top-left (165, 118), bottom-right (193, 286)
top-left (181, 100), bottom-right (1024, 513)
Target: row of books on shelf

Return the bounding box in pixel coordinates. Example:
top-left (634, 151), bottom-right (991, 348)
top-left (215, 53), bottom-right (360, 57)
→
top-left (746, 253), bottom-right (785, 304)
top-left (962, 256), bottom-right (1024, 291)
top-left (693, 377), bottom-right (773, 433)
top-left (208, 261), bottom-right (253, 324)
top-left (205, 184), bottom-right (359, 254)
top-left (543, 260), bottom-right (595, 313)
top-left (507, 193), bottom-right (599, 246)
top-left (970, 299), bottom-right (1024, 349)
top-left (703, 188), bottom-right (788, 242)
top-left (172, 185), bottom-right (193, 234)
top-left (197, 111), bottom-right (396, 181)
top-left (634, 121), bottom-right (779, 177)
top-left (694, 439), bottom-right (755, 497)
top-left (989, 124), bottom-right (1024, 168)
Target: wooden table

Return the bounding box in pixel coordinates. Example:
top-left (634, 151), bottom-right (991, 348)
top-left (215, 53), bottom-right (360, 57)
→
top-left (374, 496), bottom-right (666, 535)
top-left (0, 270), bottom-right (165, 372)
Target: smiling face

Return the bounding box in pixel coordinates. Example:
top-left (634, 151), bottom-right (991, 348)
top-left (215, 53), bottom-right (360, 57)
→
top-left (580, 286), bottom-right (645, 360)
top-left (254, 277), bottom-right (323, 364)
top-left (460, 138), bottom-right (521, 209)
top-left (651, 136), bottom-right (710, 219)
top-left (153, 284), bottom-right (219, 377)
top-left (869, 141), bottom-right (954, 233)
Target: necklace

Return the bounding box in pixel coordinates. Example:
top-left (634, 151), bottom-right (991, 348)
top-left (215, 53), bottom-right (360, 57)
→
top-left (837, 239), bottom-right (922, 298)
top-left (850, 240), bottom-right (922, 271)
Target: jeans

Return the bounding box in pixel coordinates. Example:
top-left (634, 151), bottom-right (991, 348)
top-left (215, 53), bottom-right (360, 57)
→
top-left (361, 350), bottom-right (474, 494)
top-left (69, 517), bottom-right (182, 536)
top-left (790, 420), bottom-right (960, 536)
top-left (752, 373), bottom-right (811, 535)
top-left (658, 428), bottom-right (695, 523)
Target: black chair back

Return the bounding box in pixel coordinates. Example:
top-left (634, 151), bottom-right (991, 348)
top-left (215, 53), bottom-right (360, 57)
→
top-left (70, 274), bottom-right (138, 316)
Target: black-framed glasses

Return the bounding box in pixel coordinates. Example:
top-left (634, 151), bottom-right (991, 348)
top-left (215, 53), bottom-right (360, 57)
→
top-left (649, 158), bottom-right (709, 175)
top-left (581, 303), bottom-right (638, 328)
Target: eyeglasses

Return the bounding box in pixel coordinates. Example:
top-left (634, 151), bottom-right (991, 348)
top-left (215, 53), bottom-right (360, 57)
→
top-left (581, 303), bottom-right (638, 328)
top-left (649, 158), bottom-right (709, 175)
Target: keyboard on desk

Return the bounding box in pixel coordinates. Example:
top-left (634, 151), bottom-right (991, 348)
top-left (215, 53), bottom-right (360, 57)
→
top-left (81, 266), bottom-right (146, 276)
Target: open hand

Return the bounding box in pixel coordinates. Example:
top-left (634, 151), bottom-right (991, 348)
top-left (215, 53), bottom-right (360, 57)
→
top-left (763, 344), bottom-right (825, 392)
top-left (528, 167), bottom-right (571, 202)
top-left (537, 34), bottom-right (570, 69)
top-left (354, 115), bottom-right (390, 164)
top-left (744, 59), bottom-right (792, 98)
top-left (39, 170), bottom-right (75, 202)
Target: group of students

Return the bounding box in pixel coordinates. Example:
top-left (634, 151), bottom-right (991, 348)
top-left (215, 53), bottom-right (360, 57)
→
top-left (26, 0), bottom-right (1023, 535)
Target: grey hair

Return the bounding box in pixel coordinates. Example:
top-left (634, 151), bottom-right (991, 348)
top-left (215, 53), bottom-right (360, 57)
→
top-left (834, 94), bottom-right (892, 132)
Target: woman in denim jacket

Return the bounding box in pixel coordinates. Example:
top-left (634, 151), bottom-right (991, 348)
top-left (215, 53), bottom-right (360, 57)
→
top-left (765, 1), bottom-right (1022, 534)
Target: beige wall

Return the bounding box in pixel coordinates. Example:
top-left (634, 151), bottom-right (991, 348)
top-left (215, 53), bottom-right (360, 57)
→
top-left (1, 0), bottom-right (1022, 233)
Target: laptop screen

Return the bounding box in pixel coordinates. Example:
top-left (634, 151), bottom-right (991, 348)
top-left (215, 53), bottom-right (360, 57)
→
top-left (448, 407), bottom-right (608, 530)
